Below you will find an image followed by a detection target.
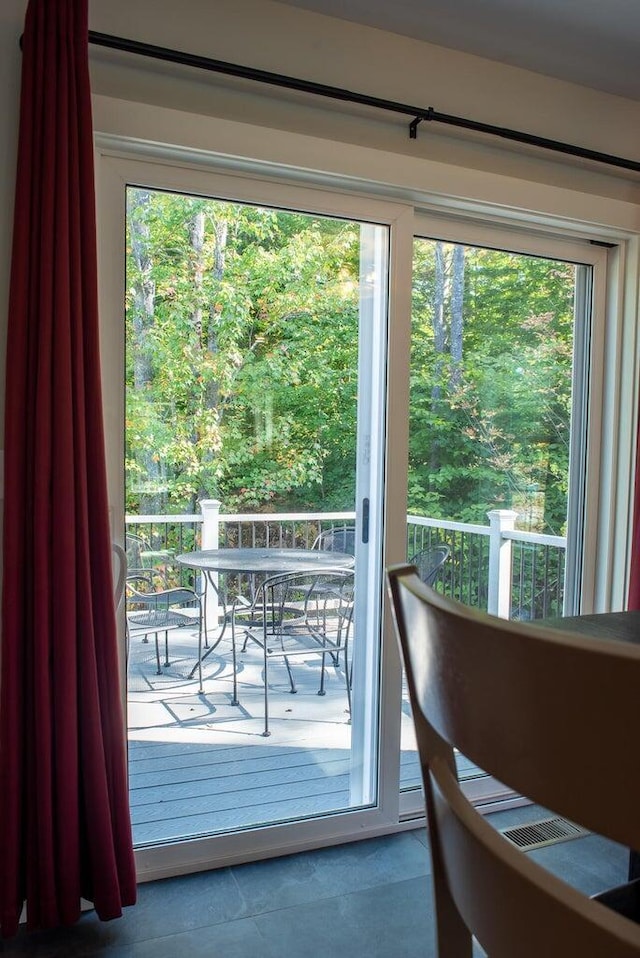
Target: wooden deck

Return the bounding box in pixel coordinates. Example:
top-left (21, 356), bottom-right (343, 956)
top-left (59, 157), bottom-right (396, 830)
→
top-left (127, 625), bottom-right (471, 846)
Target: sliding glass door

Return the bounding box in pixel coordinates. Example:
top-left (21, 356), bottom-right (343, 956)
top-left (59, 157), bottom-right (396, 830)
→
top-left (97, 150), bottom-right (609, 876)
top-left (98, 156), bottom-right (404, 871)
top-left (399, 219), bottom-right (605, 808)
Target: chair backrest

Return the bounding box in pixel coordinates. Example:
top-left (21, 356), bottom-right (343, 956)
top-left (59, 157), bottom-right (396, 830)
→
top-left (125, 532), bottom-right (147, 570)
top-left (262, 567), bottom-right (354, 624)
top-left (112, 542), bottom-right (127, 610)
top-left (313, 526), bottom-right (356, 555)
top-left (409, 544), bottom-right (450, 585)
top-left (387, 564), bottom-right (640, 958)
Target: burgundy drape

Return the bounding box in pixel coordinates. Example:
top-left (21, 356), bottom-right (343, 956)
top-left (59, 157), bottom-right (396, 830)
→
top-left (0, 0), bottom-right (136, 937)
top-left (628, 421), bottom-right (640, 609)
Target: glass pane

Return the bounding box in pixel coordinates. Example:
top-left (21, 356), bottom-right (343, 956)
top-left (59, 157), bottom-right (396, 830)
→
top-left (402, 238), bottom-right (582, 791)
top-left (124, 186), bottom-right (386, 843)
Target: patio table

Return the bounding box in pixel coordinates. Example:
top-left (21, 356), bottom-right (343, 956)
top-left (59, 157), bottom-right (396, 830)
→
top-left (176, 547), bottom-right (355, 674)
top-left (541, 609), bottom-right (640, 648)
top-left (177, 547), bottom-right (354, 577)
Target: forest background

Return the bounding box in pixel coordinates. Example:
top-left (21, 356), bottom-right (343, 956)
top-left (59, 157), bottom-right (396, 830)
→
top-left (126, 187), bottom-right (574, 537)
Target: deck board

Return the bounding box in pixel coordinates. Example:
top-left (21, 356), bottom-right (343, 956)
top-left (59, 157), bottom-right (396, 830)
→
top-left (131, 774), bottom-right (353, 825)
top-left (128, 746), bottom-right (348, 786)
top-left (127, 626), bottom-right (479, 845)
top-left (132, 789), bottom-right (354, 845)
top-left (129, 758), bottom-right (352, 809)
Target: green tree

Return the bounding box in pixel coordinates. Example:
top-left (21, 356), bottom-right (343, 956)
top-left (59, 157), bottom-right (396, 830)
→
top-left (409, 241), bottom-right (574, 533)
top-left (126, 192), bottom-right (576, 534)
top-left (125, 190), bottom-right (360, 514)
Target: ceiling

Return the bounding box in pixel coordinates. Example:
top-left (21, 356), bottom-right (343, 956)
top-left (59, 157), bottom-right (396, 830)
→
top-left (277, 0), bottom-right (640, 101)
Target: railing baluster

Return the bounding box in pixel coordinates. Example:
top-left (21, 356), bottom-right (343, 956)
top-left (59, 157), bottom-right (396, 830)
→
top-left (125, 508), bottom-right (566, 619)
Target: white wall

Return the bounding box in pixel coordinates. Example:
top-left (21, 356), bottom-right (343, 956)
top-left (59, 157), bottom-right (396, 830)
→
top-left (87, 0), bottom-right (640, 199)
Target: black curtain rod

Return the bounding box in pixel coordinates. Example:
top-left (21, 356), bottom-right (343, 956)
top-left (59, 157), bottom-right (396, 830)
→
top-left (88, 31), bottom-right (640, 174)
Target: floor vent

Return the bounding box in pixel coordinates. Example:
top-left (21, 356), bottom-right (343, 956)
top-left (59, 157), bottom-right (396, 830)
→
top-left (500, 817), bottom-right (588, 851)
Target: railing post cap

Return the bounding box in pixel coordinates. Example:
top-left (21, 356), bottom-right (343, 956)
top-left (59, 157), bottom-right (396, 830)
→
top-left (487, 509), bottom-right (519, 520)
top-left (200, 498), bottom-right (221, 509)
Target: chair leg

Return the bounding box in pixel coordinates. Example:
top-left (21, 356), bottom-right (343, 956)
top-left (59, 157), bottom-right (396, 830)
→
top-left (154, 632), bottom-right (162, 675)
top-left (279, 627), bottom-right (297, 693)
top-left (164, 630), bottom-right (170, 667)
top-left (282, 653), bottom-right (297, 694)
top-left (196, 617), bottom-right (203, 694)
top-left (344, 650), bottom-right (351, 717)
top-left (318, 651), bottom-right (327, 696)
top-left (202, 595), bottom-right (209, 649)
top-left (230, 624), bottom-right (240, 707)
top-left (263, 643), bottom-right (271, 737)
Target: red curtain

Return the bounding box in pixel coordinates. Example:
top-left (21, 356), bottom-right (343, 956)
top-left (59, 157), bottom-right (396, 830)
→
top-left (629, 424), bottom-right (640, 610)
top-left (0, 0), bottom-right (136, 937)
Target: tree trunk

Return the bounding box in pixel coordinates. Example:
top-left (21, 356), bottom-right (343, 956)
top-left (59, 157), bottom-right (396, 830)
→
top-left (196, 215), bottom-right (229, 501)
top-left (449, 244), bottom-right (465, 390)
top-left (432, 241), bottom-right (447, 365)
top-left (207, 217), bottom-right (228, 410)
top-left (189, 208), bottom-right (205, 343)
top-left (128, 188), bottom-right (162, 514)
top-left (429, 241), bottom-right (448, 473)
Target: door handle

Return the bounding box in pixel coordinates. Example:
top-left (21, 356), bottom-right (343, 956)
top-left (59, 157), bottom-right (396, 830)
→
top-left (362, 498), bottom-right (370, 544)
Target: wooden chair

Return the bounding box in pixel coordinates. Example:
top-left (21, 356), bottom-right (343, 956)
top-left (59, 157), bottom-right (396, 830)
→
top-left (386, 564), bottom-right (640, 957)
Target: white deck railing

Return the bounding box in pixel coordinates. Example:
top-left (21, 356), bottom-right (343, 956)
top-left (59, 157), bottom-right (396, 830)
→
top-left (125, 500), bottom-right (566, 619)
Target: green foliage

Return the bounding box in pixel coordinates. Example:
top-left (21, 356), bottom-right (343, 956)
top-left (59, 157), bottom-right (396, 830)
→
top-left (126, 190), bottom-right (576, 534)
top-left (409, 240), bottom-right (574, 534)
top-left (126, 189), bottom-right (359, 513)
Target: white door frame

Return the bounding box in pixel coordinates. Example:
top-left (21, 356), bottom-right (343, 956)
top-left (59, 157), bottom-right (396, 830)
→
top-left (96, 139), bottom-right (639, 880)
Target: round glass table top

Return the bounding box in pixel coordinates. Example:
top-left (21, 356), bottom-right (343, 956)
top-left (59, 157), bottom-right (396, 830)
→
top-left (176, 547), bottom-right (354, 575)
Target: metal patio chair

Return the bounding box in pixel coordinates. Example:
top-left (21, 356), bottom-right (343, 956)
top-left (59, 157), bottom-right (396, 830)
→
top-left (231, 567), bottom-right (355, 736)
top-left (408, 543), bottom-right (450, 586)
top-left (125, 531), bottom-right (175, 578)
top-left (312, 525), bottom-right (356, 555)
top-left (303, 525), bottom-right (357, 622)
top-left (112, 542), bottom-right (127, 611)
top-left (126, 570), bottom-right (206, 691)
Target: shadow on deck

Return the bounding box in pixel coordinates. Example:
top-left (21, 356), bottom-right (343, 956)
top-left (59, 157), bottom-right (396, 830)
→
top-left (128, 624), bottom-right (415, 845)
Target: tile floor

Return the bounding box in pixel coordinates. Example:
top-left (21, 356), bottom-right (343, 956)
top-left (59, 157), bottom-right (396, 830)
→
top-left (0, 804), bottom-right (629, 957)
